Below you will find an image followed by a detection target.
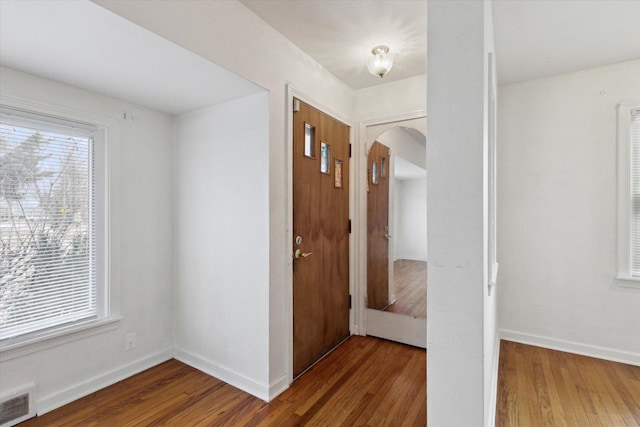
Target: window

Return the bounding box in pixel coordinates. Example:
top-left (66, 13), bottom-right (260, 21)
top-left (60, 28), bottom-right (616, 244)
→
top-left (617, 101), bottom-right (640, 285)
top-left (631, 108), bottom-right (640, 276)
top-left (0, 107), bottom-right (105, 345)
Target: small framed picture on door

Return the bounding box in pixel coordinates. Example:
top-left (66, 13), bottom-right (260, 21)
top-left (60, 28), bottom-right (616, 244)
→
top-left (335, 159), bottom-right (343, 188)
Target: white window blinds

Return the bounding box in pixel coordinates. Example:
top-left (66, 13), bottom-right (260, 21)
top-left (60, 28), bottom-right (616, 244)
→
top-left (0, 110), bottom-right (97, 341)
top-left (631, 109), bottom-right (640, 276)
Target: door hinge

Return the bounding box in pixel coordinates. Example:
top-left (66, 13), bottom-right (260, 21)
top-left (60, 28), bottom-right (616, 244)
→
top-left (349, 294), bottom-right (352, 309)
top-left (348, 219), bottom-right (352, 234)
top-left (293, 98), bottom-right (300, 112)
top-left (349, 143), bottom-right (352, 158)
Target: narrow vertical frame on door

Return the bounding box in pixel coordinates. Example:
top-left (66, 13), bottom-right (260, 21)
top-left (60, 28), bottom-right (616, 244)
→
top-left (335, 159), bottom-right (344, 188)
top-left (304, 123), bottom-right (316, 158)
top-left (321, 142), bottom-right (330, 174)
top-left (372, 162), bottom-right (378, 184)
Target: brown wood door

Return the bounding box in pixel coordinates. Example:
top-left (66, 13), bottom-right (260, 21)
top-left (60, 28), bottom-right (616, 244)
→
top-left (367, 141), bottom-right (391, 310)
top-left (293, 99), bottom-right (350, 378)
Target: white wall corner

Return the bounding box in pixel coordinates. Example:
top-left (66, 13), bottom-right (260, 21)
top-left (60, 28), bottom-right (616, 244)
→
top-left (268, 375), bottom-right (289, 401)
top-left (174, 348), bottom-right (270, 402)
top-left (500, 329), bottom-right (640, 367)
top-left (36, 347), bottom-right (174, 415)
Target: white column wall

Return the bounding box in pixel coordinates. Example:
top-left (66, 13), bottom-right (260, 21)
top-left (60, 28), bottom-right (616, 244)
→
top-left (483, 2), bottom-right (500, 425)
top-left (427, 1), bottom-right (498, 425)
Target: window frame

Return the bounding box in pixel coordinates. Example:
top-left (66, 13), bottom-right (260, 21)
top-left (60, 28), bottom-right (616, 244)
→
top-left (616, 100), bottom-right (640, 288)
top-left (0, 97), bottom-right (116, 357)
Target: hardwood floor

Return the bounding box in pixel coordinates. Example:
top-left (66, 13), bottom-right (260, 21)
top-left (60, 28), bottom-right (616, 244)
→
top-left (496, 340), bottom-right (640, 426)
top-left (19, 337), bottom-right (639, 426)
top-left (384, 259), bottom-right (427, 318)
top-left (19, 336), bottom-right (426, 427)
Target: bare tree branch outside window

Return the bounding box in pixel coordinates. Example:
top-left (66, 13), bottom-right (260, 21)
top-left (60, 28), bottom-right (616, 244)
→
top-left (0, 122), bottom-right (95, 340)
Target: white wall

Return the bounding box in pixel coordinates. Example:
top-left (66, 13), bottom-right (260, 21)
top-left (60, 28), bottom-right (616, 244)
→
top-left (0, 67), bottom-right (175, 413)
top-left (355, 75), bottom-right (427, 121)
top-left (498, 59), bottom-right (640, 364)
top-left (427, 1), bottom-right (497, 425)
top-left (482, 2), bottom-right (499, 426)
top-left (174, 92), bottom-right (270, 399)
top-left (376, 126), bottom-right (428, 263)
top-left (376, 127), bottom-right (427, 170)
top-left (93, 0), bottom-right (354, 395)
top-left (394, 179), bottom-right (428, 261)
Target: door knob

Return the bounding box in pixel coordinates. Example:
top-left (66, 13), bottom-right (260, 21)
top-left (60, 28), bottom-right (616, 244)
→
top-left (294, 249), bottom-right (313, 259)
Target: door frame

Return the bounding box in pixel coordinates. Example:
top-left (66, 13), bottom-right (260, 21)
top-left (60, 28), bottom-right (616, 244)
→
top-left (357, 111), bottom-right (427, 339)
top-left (285, 85), bottom-right (355, 385)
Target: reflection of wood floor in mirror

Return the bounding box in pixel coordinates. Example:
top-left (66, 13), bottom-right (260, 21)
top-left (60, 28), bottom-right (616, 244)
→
top-left (384, 259), bottom-right (427, 318)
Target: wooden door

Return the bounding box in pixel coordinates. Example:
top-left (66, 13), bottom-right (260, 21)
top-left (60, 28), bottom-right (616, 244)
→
top-left (367, 142), bottom-right (391, 310)
top-left (292, 99), bottom-right (350, 378)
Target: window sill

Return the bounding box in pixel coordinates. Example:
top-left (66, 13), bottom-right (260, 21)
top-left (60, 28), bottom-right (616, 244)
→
top-left (615, 275), bottom-right (640, 290)
top-left (0, 316), bottom-right (122, 362)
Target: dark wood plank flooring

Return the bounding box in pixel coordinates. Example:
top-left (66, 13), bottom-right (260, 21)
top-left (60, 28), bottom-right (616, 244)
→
top-left (19, 336), bottom-right (426, 426)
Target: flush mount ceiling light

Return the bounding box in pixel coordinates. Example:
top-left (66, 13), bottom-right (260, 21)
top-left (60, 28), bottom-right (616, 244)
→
top-left (367, 45), bottom-right (394, 78)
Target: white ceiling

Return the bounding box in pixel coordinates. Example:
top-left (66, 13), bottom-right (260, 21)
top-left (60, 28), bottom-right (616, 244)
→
top-left (241, 0), bottom-right (640, 87)
top-left (1, 0), bottom-right (637, 116)
top-left (0, 0), bottom-right (263, 116)
top-left (240, 0), bottom-right (427, 90)
top-left (493, 0), bottom-right (640, 85)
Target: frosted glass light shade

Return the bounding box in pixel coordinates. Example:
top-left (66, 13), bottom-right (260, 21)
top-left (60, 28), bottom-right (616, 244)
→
top-left (367, 45), bottom-right (394, 78)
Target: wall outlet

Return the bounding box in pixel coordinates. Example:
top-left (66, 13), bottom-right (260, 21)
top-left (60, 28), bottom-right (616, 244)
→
top-left (125, 333), bottom-right (136, 351)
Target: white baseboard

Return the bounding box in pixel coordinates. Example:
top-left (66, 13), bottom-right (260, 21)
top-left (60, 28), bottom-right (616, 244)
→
top-left (500, 329), bottom-right (640, 367)
top-left (486, 335), bottom-right (500, 427)
top-left (174, 348), bottom-right (270, 402)
top-left (394, 255), bottom-right (428, 262)
top-left (37, 347), bottom-right (173, 415)
top-left (268, 374), bottom-right (289, 401)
